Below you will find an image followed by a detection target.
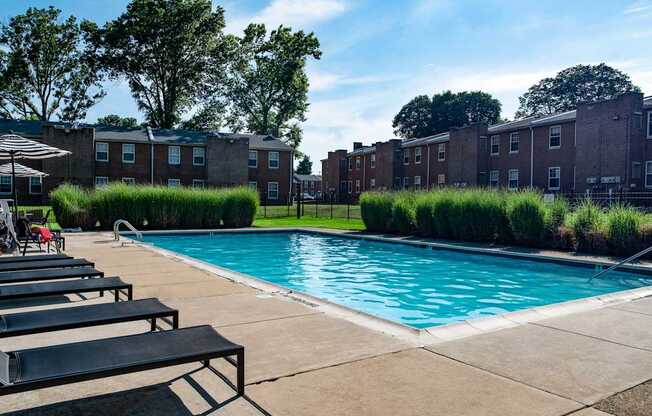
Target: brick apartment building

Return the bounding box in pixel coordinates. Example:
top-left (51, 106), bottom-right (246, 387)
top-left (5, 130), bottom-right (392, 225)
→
top-left (0, 119), bottom-right (294, 205)
top-left (322, 92), bottom-right (652, 202)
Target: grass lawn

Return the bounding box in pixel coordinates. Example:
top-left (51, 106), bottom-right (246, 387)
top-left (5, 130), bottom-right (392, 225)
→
top-left (257, 203), bottom-right (361, 220)
top-left (254, 216), bottom-right (365, 231)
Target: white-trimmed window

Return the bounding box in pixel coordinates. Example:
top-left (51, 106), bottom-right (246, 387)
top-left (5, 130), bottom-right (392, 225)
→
top-left (192, 147), bottom-right (205, 166)
top-left (347, 180), bottom-right (352, 194)
top-left (248, 150), bottom-right (258, 167)
top-left (167, 178), bottom-right (181, 188)
top-left (95, 176), bottom-right (108, 188)
top-left (95, 142), bottom-right (109, 162)
top-left (122, 177), bottom-right (135, 185)
top-left (122, 143), bottom-right (135, 163)
top-left (548, 167), bottom-right (561, 190)
top-left (192, 179), bottom-right (205, 188)
top-left (348, 158), bottom-right (353, 170)
top-left (437, 143), bottom-right (445, 161)
top-left (168, 146), bottom-right (181, 165)
top-left (356, 157), bottom-right (361, 170)
top-left (355, 179), bottom-right (361, 193)
top-left (248, 181), bottom-right (257, 190)
top-left (370, 178), bottom-right (376, 189)
top-left (0, 175), bottom-right (11, 194)
top-left (415, 147), bottom-right (422, 164)
top-left (29, 176), bottom-right (42, 194)
top-left (490, 135), bottom-right (500, 155)
top-left (370, 153), bottom-right (376, 168)
top-left (489, 170), bottom-right (499, 188)
top-left (508, 169), bottom-right (519, 190)
top-left (509, 133), bottom-right (519, 153)
top-left (437, 174), bottom-right (445, 186)
top-left (268, 151), bottom-right (279, 169)
top-left (403, 149), bottom-right (410, 165)
top-left (414, 175), bottom-right (421, 190)
top-left (267, 182), bottom-right (279, 200)
top-left (647, 112), bottom-right (652, 139)
top-left (645, 161), bottom-right (652, 188)
top-left (403, 176), bottom-right (409, 189)
top-left (549, 126), bottom-right (561, 148)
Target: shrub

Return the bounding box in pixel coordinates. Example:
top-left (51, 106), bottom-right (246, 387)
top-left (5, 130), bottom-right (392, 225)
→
top-left (571, 199), bottom-right (604, 252)
top-left (448, 189), bottom-right (505, 242)
top-left (360, 192), bottom-right (395, 233)
top-left (390, 192), bottom-right (416, 234)
top-left (547, 196), bottom-right (568, 231)
top-left (50, 184), bottom-right (96, 229)
top-left (506, 191), bottom-right (546, 246)
top-left (222, 187), bottom-right (259, 228)
top-left (431, 189), bottom-right (457, 239)
top-left (414, 193), bottom-right (436, 236)
top-left (605, 205), bottom-right (643, 255)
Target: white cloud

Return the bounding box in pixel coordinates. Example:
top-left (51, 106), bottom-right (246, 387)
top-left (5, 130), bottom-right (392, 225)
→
top-left (624, 1), bottom-right (652, 14)
top-left (309, 70), bottom-right (405, 92)
top-left (227, 0), bottom-right (349, 34)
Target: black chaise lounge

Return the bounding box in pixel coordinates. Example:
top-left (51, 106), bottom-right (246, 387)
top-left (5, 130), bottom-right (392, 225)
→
top-left (0, 267), bottom-right (103, 285)
top-left (0, 254), bottom-right (71, 264)
top-left (0, 325), bottom-right (245, 396)
top-left (0, 298), bottom-right (179, 338)
top-left (0, 277), bottom-right (132, 303)
top-left (0, 258), bottom-right (93, 273)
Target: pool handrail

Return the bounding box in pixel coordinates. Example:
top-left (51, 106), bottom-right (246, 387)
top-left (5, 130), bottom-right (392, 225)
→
top-left (113, 219), bottom-right (143, 241)
top-left (590, 245), bottom-right (652, 281)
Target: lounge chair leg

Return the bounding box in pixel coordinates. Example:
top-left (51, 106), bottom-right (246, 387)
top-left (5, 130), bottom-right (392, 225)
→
top-left (127, 287), bottom-right (133, 300)
top-left (100, 290), bottom-right (104, 297)
top-left (172, 312), bottom-right (179, 329)
top-left (237, 350), bottom-right (245, 396)
top-left (114, 290), bottom-right (119, 302)
top-left (150, 318), bottom-right (156, 332)
top-left (202, 359), bottom-right (210, 368)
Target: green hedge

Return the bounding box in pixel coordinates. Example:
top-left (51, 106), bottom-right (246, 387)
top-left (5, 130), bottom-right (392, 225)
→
top-left (360, 192), bottom-right (395, 233)
top-left (50, 183), bottom-right (258, 230)
top-left (506, 191), bottom-right (546, 246)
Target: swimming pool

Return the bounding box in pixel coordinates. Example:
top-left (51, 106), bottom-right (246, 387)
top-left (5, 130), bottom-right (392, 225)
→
top-left (143, 231), bottom-right (652, 329)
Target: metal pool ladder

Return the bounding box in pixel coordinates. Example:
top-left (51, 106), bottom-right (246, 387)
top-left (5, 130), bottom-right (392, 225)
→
top-left (590, 245), bottom-right (652, 281)
top-left (113, 219), bottom-right (143, 242)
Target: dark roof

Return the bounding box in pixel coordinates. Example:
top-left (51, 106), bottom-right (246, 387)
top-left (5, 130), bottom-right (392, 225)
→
top-left (0, 119), bottom-right (47, 137)
top-left (401, 132), bottom-right (449, 148)
top-left (348, 145), bottom-right (376, 156)
top-left (231, 133), bottom-right (292, 151)
top-left (294, 173), bottom-right (321, 182)
top-left (645, 96), bottom-right (651, 109)
top-left (94, 125), bottom-right (150, 142)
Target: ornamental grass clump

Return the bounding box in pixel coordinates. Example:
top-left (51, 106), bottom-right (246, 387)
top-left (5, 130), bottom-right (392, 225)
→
top-left (50, 184), bottom-right (96, 229)
top-left (448, 189), bottom-right (505, 242)
top-left (505, 191), bottom-right (546, 246)
top-left (605, 204), bottom-right (643, 255)
top-left (390, 192), bottom-right (416, 234)
top-left (360, 192), bottom-right (395, 233)
top-left (221, 187), bottom-right (259, 228)
top-left (571, 198), bottom-right (604, 252)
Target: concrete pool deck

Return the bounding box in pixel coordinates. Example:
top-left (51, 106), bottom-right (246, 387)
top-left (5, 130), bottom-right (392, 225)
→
top-left (2, 232), bottom-right (652, 415)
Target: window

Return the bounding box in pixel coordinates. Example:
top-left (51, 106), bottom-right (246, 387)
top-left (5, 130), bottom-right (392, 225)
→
top-left (548, 167), bottom-right (561, 190)
top-left (648, 112), bottom-right (652, 138)
top-left (121, 143), bottom-right (135, 163)
top-left (646, 161), bottom-right (652, 188)
top-left (268, 151), bottom-right (279, 169)
top-left (508, 169), bottom-right (519, 190)
top-left (347, 180), bottom-right (352, 193)
top-left (370, 154), bottom-right (376, 168)
top-left (415, 147), bottom-right (422, 164)
top-left (167, 178), bottom-right (181, 188)
top-left (122, 177), bottom-right (135, 185)
top-left (192, 179), bottom-right (205, 188)
top-left (95, 142), bottom-right (109, 162)
top-left (355, 179), bottom-right (361, 193)
top-left (633, 162), bottom-right (642, 180)
top-left (248, 181), bottom-right (257, 190)
top-left (168, 146), bottom-right (181, 165)
top-left (414, 175), bottom-right (421, 190)
top-left (403, 149), bottom-right (410, 165)
top-left (438, 144), bottom-right (445, 161)
top-left (29, 176), bottom-right (42, 194)
top-left (549, 126), bottom-right (561, 148)
top-left (95, 176), bottom-right (108, 187)
top-left (489, 170), bottom-right (499, 188)
top-left (490, 135), bottom-right (500, 155)
top-left (437, 174), bottom-right (445, 186)
top-left (370, 178), bottom-right (376, 189)
top-left (403, 176), bottom-right (409, 189)
top-left (356, 157), bottom-right (361, 170)
top-left (267, 182), bottom-right (279, 200)
top-left (509, 133), bottom-right (519, 153)
top-left (248, 150), bottom-right (258, 167)
top-left (193, 147), bottom-right (205, 166)
top-left (0, 176), bottom-right (11, 194)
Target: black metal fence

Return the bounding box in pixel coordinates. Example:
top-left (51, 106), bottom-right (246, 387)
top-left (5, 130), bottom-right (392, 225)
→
top-left (560, 191), bottom-right (652, 210)
top-left (256, 191), bottom-right (361, 220)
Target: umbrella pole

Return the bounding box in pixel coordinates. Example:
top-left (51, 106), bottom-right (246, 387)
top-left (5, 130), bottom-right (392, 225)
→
top-left (10, 152), bottom-right (17, 219)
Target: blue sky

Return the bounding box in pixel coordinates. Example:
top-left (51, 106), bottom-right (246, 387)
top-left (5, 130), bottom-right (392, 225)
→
top-left (3, 1), bottom-right (652, 172)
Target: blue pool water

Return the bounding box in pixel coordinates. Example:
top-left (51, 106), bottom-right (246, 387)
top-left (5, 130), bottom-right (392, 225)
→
top-left (144, 232), bottom-right (652, 328)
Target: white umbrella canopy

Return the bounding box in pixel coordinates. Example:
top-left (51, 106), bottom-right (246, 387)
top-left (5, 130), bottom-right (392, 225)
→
top-left (0, 162), bottom-right (48, 178)
top-left (0, 134), bottom-right (70, 216)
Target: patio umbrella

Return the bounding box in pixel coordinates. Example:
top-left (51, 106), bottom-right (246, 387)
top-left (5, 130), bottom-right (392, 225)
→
top-left (0, 134), bottom-right (70, 216)
top-left (0, 162), bottom-right (49, 178)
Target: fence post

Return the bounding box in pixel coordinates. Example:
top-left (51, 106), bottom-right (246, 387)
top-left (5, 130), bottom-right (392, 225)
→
top-left (264, 192), bottom-right (267, 218)
top-left (296, 183), bottom-right (301, 219)
top-left (315, 193), bottom-right (319, 217)
top-left (330, 191), bottom-right (334, 219)
top-left (347, 194), bottom-right (351, 220)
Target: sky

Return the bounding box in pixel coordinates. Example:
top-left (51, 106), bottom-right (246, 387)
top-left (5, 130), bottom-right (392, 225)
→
top-left (3, 0), bottom-right (652, 173)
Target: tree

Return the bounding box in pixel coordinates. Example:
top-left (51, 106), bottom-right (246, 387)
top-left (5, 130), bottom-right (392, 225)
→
top-left (96, 114), bottom-right (138, 128)
top-left (516, 63), bottom-right (641, 118)
top-left (178, 100), bottom-right (224, 130)
top-left (224, 24), bottom-right (321, 150)
top-left (0, 7), bottom-right (105, 122)
top-left (99, 0), bottom-right (234, 128)
top-left (392, 91), bottom-right (501, 139)
top-left (296, 155), bottom-right (312, 174)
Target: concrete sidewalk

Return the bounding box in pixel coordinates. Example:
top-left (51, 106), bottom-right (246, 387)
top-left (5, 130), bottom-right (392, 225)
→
top-left (1, 232), bottom-right (651, 415)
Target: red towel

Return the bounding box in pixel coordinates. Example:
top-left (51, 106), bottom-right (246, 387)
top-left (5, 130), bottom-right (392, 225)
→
top-left (31, 226), bottom-right (53, 243)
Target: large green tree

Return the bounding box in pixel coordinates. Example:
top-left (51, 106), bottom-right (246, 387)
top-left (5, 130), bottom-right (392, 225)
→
top-left (392, 91), bottom-right (501, 139)
top-left (96, 114), bottom-right (138, 127)
top-left (223, 24), bottom-right (321, 149)
top-left (295, 155), bottom-right (312, 174)
top-left (516, 64), bottom-right (641, 118)
top-left (0, 7), bottom-right (105, 122)
top-left (99, 0), bottom-right (234, 128)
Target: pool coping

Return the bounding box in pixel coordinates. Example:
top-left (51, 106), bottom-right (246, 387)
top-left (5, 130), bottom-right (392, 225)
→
top-left (122, 227), bottom-right (652, 345)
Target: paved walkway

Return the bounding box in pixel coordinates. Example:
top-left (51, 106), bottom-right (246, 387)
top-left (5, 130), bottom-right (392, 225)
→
top-left (1, 232), bottom-right (652, 415)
